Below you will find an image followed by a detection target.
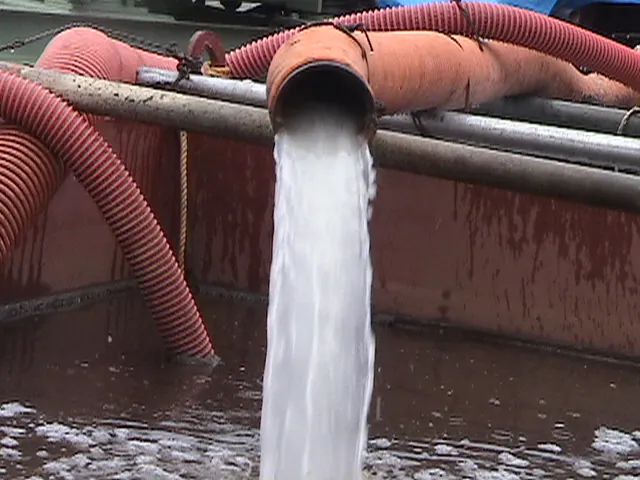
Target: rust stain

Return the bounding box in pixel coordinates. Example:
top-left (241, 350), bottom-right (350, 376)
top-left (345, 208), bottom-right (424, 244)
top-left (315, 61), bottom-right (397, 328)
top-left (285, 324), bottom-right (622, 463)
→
top-left (0, 118), bottom-right (180, 303)
top-left (2, 117), bottom-right (640, 359)
top-left (189, 135), bottom-right (274, 292)
top-left (460, 184), bottom-right (637, 290)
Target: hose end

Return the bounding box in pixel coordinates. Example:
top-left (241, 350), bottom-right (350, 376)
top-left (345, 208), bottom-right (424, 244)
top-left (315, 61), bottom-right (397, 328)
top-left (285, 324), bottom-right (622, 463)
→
top-left (169, 351), bottom-right (222, 368)
top-left (266, 26), bottom-right (377, 139)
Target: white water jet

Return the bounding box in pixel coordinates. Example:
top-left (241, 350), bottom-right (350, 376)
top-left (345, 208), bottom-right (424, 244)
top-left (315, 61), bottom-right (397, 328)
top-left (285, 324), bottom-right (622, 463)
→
top-left (259, 106), bottom-right (376, 480)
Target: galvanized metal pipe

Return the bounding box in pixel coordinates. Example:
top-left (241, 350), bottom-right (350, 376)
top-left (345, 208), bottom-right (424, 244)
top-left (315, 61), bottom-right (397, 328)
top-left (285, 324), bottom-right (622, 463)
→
top-left (474, 96), bottom-right (640, 138)
top-left (136, 67), bottom-right (640, 171)
top-left (0, 63), bottom-right (273, 144)
top-left (137, 68), bottom-right (640, 139)
top-left (137, 66), bottom-right (268, 108)
top-left (371, 130), bottom-right (640, 214)
top-left (5, 63), bottom-right (640, 214)
top-left (385, 111), bottom-right (640, 173)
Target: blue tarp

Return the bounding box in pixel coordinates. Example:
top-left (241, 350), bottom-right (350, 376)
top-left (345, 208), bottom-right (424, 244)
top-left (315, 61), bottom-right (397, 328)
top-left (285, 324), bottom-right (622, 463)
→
top-left (376, 0), bottom-right (640, 17)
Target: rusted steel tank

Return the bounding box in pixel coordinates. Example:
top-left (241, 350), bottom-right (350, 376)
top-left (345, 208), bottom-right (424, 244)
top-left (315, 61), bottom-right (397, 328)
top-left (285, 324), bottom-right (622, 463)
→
top-left (2, 9), bottom-right (640, 362)
top-left (2, 115), bottom-right (639, 359)
top-left (187, 133), bottom-right (640, 358)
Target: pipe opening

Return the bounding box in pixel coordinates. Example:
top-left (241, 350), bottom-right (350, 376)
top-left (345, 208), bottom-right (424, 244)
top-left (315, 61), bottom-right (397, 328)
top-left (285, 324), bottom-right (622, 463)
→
top-left (269, 61), bottom-right (376, 136)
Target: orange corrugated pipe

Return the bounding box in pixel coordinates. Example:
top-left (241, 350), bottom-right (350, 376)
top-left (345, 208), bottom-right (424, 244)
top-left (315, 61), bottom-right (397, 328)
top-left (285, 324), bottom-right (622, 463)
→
top-left (265, 25), bottom-right (639, 134)
top-left (0, 28), bottom-right (217, 364)
top-left (228, 2), bottom-right (640, 93)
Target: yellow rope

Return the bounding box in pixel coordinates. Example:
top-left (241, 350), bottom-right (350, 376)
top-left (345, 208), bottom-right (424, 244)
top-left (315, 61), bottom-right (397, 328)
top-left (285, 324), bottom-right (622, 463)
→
top-left (177, 63), bottom-right (229, 270)
top-left (201, 62), bottom-right (232, 78)
top-left (178, 130), bottom-right (188, 272)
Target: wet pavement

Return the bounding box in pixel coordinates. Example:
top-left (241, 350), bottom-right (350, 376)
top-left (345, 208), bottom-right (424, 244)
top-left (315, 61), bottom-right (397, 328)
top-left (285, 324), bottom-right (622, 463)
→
top-left (2, 292), bottom-right (640, 479)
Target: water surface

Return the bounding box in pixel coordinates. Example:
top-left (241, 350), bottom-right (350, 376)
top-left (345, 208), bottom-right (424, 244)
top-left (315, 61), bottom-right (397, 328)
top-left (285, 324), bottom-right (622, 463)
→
top-left (2, 293), bottom-right (640, 479)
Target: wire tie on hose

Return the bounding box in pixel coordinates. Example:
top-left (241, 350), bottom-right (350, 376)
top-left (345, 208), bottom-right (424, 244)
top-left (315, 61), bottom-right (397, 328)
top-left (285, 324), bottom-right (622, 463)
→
top-left (443, 34), bottom-right (465, 50)
top-left (292, 20), bottom-right (374, 83)
top-left (464, 78), bottom-right (472, 111)
top-left (164, 43), bottom-right (204, 85)
top-left (298, 19), bottom-right (338, 31)
top-left (450, 0), bottom-right (484, 51)
top-left (341, 23), bottom-right (374, 54)
top-left (411, 111), bottom-right (432, 137)
top-left (617, 106), bottom-right (640, 135)
top-left (299, 20), bottom-right (373, 60)
top-left (336, 22), bottom-right (374, 81)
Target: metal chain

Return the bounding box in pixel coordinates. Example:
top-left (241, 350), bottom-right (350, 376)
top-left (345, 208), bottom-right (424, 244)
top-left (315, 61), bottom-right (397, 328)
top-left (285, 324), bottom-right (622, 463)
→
top-left (0, 22), bottom-right (203, 76)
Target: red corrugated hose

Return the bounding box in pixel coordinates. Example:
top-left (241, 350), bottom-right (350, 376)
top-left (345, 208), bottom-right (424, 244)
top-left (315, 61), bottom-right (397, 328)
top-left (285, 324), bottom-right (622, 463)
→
top-left (226, 1), bottom-right (640, 91)
top-left (0, 125), bottom-right (63, 259)
top-left (0, 28), bottom-right (216, 364)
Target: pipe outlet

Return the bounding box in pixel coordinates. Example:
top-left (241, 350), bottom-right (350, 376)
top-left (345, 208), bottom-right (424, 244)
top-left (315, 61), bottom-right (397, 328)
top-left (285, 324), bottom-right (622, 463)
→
top-left (266, 25), bottom-right (377, 138)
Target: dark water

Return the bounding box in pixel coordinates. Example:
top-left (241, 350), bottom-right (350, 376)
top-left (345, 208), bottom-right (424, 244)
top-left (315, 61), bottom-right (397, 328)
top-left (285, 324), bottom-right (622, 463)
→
top-left (2, 293), bottom-right (640, 479)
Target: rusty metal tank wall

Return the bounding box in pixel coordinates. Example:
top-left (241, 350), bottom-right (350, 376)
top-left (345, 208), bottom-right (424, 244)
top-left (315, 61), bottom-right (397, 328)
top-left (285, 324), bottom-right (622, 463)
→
top-left (3, 118), bottom-right (640, 360)
top-left (187, 133), bottom-right (640, 360)
top-left (0, 118), bottom-right (180, 304)
top-left (188, 134), bottom-right (274, 293)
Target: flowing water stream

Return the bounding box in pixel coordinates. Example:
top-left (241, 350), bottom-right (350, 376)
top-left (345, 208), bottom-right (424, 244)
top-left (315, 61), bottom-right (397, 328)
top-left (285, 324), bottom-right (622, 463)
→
top-left (259, 107), bottom-right (377, 480)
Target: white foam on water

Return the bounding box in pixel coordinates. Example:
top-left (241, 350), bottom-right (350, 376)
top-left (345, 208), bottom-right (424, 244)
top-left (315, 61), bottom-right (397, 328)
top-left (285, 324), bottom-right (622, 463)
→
top-left (537, 443), bottom-right (562, 453)
top-left (259, 106), bottom-right (376, 480)
top-left (0, 427), bottom-right (26, 437)
top-left (0, 437), bottom-right (18, 448)
top-left (0, 403), bottom-right (34, 418)
top-left (498, 452), bottom-right (530, 468)
top-left (0, 447), bottom-right (21, 459)
top-left (593, 427), bottom-right (640, 456)
top-left (34, 423), bottom-right (95, 450)
top-left (434, 444), bottom-right (459, 456)
top-left (413, 467), bottom-right (456, 479)
top-left (574, 459), bottom-right (598, 477)
top-left (370, 438), bottom-right (392, 449)
top-left (6, 401), bottom-right (640, 479)
top-left (617, 459), bottom-right (640, 470)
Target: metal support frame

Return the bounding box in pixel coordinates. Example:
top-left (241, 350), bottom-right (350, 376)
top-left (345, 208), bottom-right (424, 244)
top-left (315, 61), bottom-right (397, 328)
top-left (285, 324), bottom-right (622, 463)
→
top-left (5, 62), bottom-right (640, 214)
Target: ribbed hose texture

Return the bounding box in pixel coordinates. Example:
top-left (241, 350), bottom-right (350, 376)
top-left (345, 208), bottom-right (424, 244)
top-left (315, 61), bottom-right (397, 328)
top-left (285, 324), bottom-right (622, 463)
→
top-left (0, 28), bottom-right (216, 362)
top-left (36, 27), bottom-right (176, 81)
top-left (35, 27), bottom-right (178, 123)
top-left (225, 2), bottom-right (640, 91)
top-left (0, 125), bottom-right (63, 261)
top-left (0, 72), bottom-right (215, 360)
